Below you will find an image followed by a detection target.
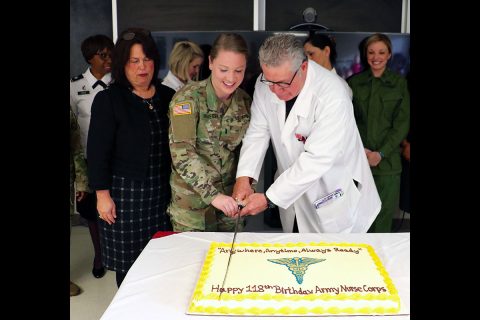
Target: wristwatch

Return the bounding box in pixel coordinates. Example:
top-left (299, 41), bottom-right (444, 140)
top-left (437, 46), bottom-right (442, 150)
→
top-left (265, 194), bottom-right (277, 209)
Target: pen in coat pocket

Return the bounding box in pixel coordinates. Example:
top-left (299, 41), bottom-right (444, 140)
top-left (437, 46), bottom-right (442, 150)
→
top-left (313, 189), bottom-right (344, 209)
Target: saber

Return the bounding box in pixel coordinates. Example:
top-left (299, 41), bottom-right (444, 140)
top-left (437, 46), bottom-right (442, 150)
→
top-left (218, 203), bottom-right (244, 300)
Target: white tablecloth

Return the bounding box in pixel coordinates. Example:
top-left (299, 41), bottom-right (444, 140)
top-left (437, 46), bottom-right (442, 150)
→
top-left (101, 232), bottom-right (410, 319)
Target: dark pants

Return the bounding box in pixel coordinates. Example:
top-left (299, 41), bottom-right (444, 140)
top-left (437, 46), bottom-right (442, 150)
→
top-left (76, 190), bottom-right (103, 267)
top-left (368, 174), bottom-right (401, 233)
top-left (76, 191), bottom-right (99, 221)
top-left (263, 143), bottom-right (282, 228)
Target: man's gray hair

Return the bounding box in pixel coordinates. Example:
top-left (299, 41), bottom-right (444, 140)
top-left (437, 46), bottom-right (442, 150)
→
top-left (258, 34), bottom-right (306, 71)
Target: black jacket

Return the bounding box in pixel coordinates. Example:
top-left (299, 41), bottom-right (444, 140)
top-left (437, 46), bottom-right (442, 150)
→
top-left (87, 81), bottom-right (175, 190)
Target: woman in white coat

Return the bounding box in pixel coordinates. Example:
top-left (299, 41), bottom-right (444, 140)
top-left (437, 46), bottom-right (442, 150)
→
top-left (233, 34), bottom-right (380, 233)
top-left (162, 40), bottom-right (204, 92)
top-left (303, 33), bottom-right (352, 99)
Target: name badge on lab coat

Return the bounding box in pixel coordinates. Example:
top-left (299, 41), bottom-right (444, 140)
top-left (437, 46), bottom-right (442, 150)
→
top-left (313, 189), bottom-right (344, 209)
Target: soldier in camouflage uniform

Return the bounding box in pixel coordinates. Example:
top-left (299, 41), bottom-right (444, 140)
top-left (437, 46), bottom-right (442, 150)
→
top-left (168, 33), bottom-right (252, 231)
top-left (70, 106), bottom-right (89, 296)
top-left (70, 107), bottom-right (89, 219)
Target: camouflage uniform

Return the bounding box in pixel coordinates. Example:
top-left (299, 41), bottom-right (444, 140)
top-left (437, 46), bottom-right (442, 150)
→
top-left (168, 76), bottom-right (251, 231)
top-left (70, 107), bottom-right (89, 218)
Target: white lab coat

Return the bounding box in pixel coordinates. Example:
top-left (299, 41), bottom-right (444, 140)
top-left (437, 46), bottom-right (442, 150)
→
top-left (331, 67), bottom-right (352, 99)
top-left (161, 71), bottom-right (184, 92)
top-left (236, 61), bottom-right (380, 233)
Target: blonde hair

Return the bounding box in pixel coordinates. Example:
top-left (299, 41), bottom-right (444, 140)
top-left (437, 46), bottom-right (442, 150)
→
top-left (168, 41), bottom-right (204, 81)
top-left (364, 33), bottom-right (392, 56)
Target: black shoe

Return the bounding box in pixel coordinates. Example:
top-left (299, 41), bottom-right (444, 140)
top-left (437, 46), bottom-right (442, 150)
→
top-left (92, 266), bottom-right (106, 278)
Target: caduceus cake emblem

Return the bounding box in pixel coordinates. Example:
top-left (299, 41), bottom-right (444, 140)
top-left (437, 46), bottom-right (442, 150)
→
top-left (268, 257), bottom-right (326, 284)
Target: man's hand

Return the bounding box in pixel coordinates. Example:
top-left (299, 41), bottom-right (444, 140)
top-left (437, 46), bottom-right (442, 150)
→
top-left (239, 193), bottom-right (268, 216)
top-left (232, 176), bottom-right (254, 203)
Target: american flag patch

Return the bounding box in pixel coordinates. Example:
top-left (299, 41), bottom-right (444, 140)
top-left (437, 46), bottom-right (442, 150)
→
top-left (173, 102), bottom-right (192, 115)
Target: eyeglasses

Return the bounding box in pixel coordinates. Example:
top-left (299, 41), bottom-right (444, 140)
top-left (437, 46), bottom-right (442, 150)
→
top-left (260, 66), bottom-right (300, 88)
top-left (95, 52), bottom-right (112, 61)
top-left (122, 32), bottom-right (136, 41)
top-left (122, 30), bottom-right (151, 41)
top-left (128, 57), bottom-right (153, 65)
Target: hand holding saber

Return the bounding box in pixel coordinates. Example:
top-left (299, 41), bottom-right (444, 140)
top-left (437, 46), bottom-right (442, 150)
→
top-left (211, 193), bottom-right (242, 217)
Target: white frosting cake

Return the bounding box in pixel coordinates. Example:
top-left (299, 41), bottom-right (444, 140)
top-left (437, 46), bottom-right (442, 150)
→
top-left (187, 242), bottom-right (400, 316)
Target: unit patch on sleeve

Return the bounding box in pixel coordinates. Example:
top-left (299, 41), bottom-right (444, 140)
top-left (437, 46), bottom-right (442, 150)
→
top-left (173, 101), bottom-right (192, 116)
top-left (170, 99), bottom-right (196, 141)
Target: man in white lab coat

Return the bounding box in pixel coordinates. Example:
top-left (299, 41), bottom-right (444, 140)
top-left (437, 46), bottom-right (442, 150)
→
top-left (233, 34), bottom-right (380, 233)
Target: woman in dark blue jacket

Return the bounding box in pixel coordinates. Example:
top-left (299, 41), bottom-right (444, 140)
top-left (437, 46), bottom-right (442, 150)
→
top-left (88, 28), bottom-right (175, 287)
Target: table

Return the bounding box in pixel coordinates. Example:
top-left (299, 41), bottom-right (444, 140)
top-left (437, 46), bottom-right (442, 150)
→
top-left (100, 232), bottom-right (410, 319)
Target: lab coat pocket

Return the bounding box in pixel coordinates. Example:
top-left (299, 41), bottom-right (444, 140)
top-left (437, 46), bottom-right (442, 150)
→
top-left (314, 179), bottom-right (361, 232)
top-left (295, 117), bottom-right (313, 141)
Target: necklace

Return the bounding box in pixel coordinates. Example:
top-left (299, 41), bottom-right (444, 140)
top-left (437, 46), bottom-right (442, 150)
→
top-left (143, 98), bottom-right (154, 110)
top-left (131, 87), bottom-right (155, 110)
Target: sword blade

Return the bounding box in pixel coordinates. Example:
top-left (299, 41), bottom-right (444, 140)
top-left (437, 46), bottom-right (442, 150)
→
top-left (218, 205), bottom-right (243, 300)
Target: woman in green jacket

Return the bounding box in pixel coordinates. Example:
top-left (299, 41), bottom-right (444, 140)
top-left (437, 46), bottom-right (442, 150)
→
top-left (347, 33), bottom-right (410, 232)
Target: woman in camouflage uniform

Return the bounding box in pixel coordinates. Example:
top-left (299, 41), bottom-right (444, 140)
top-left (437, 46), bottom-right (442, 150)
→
top-left (168, 33), bottom-right (251, 231)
